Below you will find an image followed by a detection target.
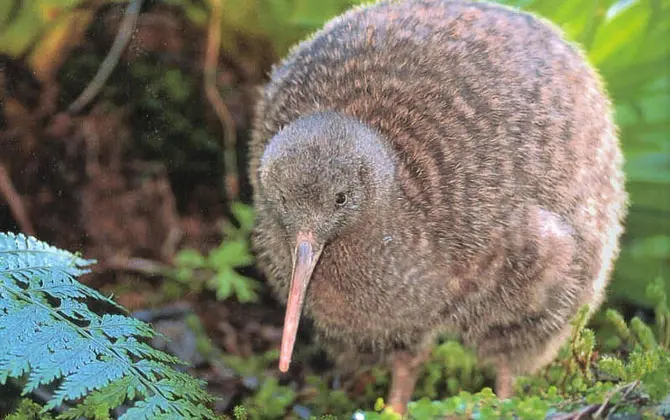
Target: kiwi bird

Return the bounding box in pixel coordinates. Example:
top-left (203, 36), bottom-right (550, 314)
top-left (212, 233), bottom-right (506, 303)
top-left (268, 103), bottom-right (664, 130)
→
top-left (248, 0), bottom-right (627, 413)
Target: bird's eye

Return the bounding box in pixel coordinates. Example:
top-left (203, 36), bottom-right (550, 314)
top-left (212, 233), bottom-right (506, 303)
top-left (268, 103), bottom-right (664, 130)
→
top-left (335, 192), bottom-right (348, 206)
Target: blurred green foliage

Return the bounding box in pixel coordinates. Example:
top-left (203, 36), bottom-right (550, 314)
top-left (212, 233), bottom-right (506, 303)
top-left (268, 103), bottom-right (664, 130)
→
top-left (0, 0), bottom-right (82, 56)
top-left (166, 202), bottom-right (260, 302)
top-left (162, 0), bottom-right (373, 57)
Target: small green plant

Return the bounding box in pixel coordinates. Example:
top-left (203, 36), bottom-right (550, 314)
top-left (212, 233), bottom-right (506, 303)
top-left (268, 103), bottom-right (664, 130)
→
top-left (167, 202), bottom-right (260, 303)
top-left (240, 377), bottom-right (297, 419)
top-left (0, 232), bottom-right (218, 419)
top-left (598, 279), bottom-right (670, 402)
top-left (355, 279), bottom-right (670, 419)
top-left (415, 339), bottom-right (493, 400)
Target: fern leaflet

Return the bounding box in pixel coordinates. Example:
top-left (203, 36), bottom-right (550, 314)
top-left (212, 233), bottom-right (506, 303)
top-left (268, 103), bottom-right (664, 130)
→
top-left (0, 232), bottom-right (218, 419)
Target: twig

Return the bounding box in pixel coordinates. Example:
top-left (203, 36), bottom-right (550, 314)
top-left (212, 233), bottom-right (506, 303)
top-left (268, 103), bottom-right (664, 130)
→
top-left (204, 0), bottom-right (239, 202)
top-left (550, 404), bottom-right (600, 420)
top-left (104, 255), bottom-right (170, 276)
top-left (593, 380), bottom-right (640, 418)
top-left (0, 163), bottom-right (35, 235)
top-left (550, 380), bottom-right (641, 420)
top-left (67, 0), bottom-right (143, 114)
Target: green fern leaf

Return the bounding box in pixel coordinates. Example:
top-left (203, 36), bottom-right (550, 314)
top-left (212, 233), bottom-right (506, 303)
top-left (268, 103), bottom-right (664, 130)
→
top-left (47, 357), bottom-right (129, 409)
top-left (117, 338), bottom-right (186, 365)
top-left (0, 232), bottom-right (218, 419)
top-left (60, 375), bottom-right (134, 419)
top-left (6, 398), bottom-right (56, 420)
top-left (120, 394), bottom-right (216, 419)
top-left (94, 314), bottom-right (157, 339)
top-left (121, 396), bottom-right (171, 419)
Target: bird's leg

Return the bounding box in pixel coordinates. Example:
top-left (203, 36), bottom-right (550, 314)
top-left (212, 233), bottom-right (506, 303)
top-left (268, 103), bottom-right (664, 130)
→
top-left (387, 348), bottom-right (430, 415)
top-left (495, 357), bottom-right (514, 399)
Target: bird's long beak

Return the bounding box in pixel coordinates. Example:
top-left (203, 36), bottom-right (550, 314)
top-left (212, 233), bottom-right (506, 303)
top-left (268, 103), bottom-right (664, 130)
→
top-left (279, 231), bottom-right (323, 373)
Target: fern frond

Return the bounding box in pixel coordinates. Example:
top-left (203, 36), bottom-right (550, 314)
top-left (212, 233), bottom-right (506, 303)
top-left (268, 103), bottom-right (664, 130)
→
top-left (0, 232), bottom-right (218, 419)
top-left (6, 398), bottom-right (56, 420)
top-left (58, 375), bottom-right (134, 419)
top-left (121, 395), bottom-right (217, 420)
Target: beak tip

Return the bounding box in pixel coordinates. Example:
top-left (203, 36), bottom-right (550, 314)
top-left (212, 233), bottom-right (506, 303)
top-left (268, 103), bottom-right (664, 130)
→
top-left (278, 233), bottom-right (320, 377)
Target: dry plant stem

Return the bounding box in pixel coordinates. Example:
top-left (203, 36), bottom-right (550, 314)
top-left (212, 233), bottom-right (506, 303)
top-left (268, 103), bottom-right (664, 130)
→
top-left (67, 0), bottom-right (143, 114)
top-left (387, 348), bottom-right (430, 415)
top-left (552, 404), bottom-right (601, 420)
top-left (551, 381), bottom-right (640, 420)
top-left (0, 163), bottom-right (35, 235)
top-left (204, 0), bottom-right (239, 202)
top-left (593, 380), bottom-right (640, 419)
top-left (105, 255), bottom-right (170, 276)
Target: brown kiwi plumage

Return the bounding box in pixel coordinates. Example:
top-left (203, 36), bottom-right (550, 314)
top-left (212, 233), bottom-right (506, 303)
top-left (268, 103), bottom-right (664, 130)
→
top-left (248, 0), bottom-right (627, 412)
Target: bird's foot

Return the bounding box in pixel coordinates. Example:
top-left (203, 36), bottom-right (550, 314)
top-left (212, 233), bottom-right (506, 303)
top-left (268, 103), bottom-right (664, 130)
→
top-left (495, 358), bottom-right (514, 399)
top-left (387, 348), bottom-right (431, 415)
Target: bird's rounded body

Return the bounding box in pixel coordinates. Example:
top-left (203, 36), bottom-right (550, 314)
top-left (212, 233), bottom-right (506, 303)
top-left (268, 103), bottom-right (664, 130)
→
top-left (249, 0), bottom-right (627, 394)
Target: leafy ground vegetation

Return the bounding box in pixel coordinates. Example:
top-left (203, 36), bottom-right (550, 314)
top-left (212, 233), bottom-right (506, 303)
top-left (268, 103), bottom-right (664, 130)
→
top-left (1, 0), bottom-right (669, 418)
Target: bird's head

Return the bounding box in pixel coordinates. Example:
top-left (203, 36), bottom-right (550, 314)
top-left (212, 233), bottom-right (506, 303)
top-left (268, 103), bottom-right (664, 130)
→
top-left (257, 111), bottom-right (395, 372)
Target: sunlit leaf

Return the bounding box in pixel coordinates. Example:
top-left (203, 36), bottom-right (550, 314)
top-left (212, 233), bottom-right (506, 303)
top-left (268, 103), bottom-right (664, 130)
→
top-left (625, 153), bottom-right (670, 184)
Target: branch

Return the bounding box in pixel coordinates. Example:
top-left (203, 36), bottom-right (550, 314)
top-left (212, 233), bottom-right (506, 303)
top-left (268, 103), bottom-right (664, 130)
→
top-left (0, 163), bottom-right (35, 235)
top-left (550, 380), bottom-right (642, 420)
top-left (67, 0), bottom-right (143, 114)
top-left (204, 0), bottom-right (239, 202)
top-left (593, 380), bottom-right (640, 418)
top-left (104, 255), bottom-right (170, 276)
